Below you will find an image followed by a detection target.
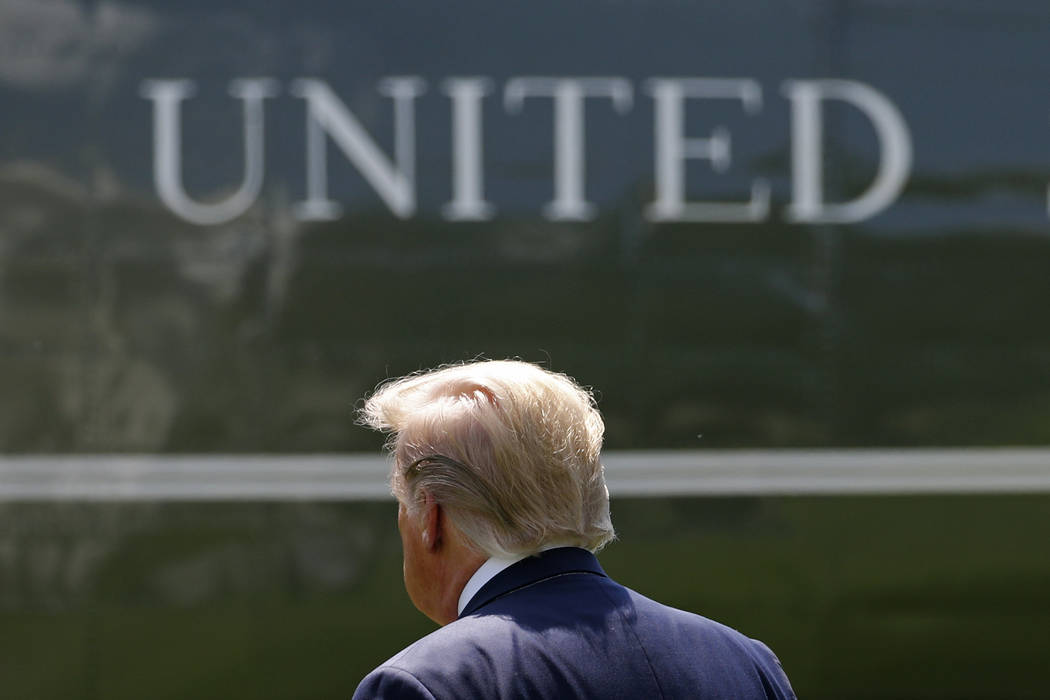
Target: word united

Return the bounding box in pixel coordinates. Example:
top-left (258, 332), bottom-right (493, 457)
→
top-left (141, 77), bottom-right (913, 226)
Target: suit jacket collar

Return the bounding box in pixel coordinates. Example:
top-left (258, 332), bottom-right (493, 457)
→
top-left (459, 546), bottom-right (607, 618)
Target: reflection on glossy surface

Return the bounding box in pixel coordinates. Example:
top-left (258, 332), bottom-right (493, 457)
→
top-left (1, 3), bottom-right (1049, 698)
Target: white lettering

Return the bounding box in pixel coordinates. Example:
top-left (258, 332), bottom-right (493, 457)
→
top-left (140, 78), bottom-right (278, 226)
top-left (783, 79), bottom-right (912, 223)
top-left (140, 75), bottom-right (914, 227)
top-left (442, 78), bottom-right (495, 221)
top-left (644, 78), bottom-right (769, 223)
top-left (505, 77), bottom-right (633, 221)
top-left (290, 77), bottom-right (425, 220)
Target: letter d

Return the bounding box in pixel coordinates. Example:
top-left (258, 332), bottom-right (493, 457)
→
top-left (783, 80), bottom-right (912, 223)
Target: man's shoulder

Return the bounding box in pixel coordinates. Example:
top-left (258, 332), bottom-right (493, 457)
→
top-left (385, 613), bottom-right (520, 667)
top-left (352, 616), bottom-right (521, 700)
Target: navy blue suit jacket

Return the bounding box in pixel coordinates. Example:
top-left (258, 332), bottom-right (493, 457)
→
top-left (353, 547), bottom-right (795, 699)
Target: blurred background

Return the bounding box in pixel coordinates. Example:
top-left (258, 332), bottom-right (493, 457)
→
top-left (1, 0), bottom-right (1049, 697)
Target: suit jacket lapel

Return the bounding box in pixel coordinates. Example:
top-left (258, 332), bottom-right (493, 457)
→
top-left (459, 547), bottom-right (608, 617)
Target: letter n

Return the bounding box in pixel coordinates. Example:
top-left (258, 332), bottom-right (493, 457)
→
top-left (291, 78), bottom-right (426, 220)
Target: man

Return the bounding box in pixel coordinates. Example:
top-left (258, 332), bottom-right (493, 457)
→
top-left (353, 360), bottom-right (795, 699)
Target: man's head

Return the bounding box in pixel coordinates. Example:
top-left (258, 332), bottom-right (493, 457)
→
top-left (360, 360), bottom-right (615, 558)
top-left (361, 360), bottom-right (615, 622)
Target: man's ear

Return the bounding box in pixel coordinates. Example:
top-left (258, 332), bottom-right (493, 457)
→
top-left (420, 490), bottom-right (442, 552)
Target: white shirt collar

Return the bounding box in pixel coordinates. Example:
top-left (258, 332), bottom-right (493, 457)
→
top-left (456, 553), bottom-right (526, 616)
top-left (456, 542), bottom-right (579, 616)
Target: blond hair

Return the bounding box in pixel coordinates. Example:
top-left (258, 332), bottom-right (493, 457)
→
top-left (359, 360), bottom-right (615, 557)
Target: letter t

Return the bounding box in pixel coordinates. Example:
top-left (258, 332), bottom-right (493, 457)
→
top-left (505, 77), bottom-right (633, 221)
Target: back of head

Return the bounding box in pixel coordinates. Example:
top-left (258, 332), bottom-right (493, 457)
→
top-left (359, 360), bottom-right (614, 557)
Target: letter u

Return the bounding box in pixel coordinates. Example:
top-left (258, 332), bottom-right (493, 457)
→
top-left (140, 79), bottom-right (279, 226)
